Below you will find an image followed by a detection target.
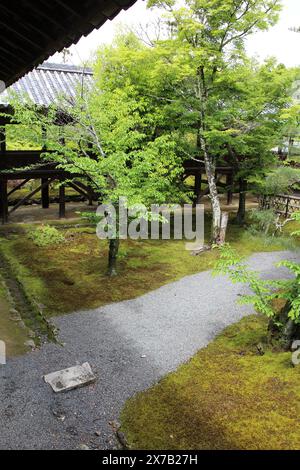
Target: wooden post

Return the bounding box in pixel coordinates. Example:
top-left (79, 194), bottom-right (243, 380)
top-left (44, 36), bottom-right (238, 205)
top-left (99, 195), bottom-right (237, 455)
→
top-left (285, 197), bottom-right (290, 218)
top-left (236, 178), bottom-right (247, 225)
top-left (59, 182), bottom-right (66, 219)
top-left (42, 126), bottom-right (47, 151)
top-left (87, 183), bottom-right (93, 206)
top-left (226, 172), bottom-right (234, 205)
top-left (194, 172), bottom-right (202, 206)
top-left (0, 126), bottom-right (6, 154)
top-left (41, 178), bottom-right (50, 209)
top-left (0, 127), bottom-right (7, 224)
top-left (0, 179), bottom-right (8, 224)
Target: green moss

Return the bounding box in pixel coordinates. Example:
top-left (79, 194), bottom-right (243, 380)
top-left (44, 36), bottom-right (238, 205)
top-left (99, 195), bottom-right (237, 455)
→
top-left (121, 315), bottom-right (300, 450)
top-left (0, 217), bottom-right (297, 317)
top-left (0, 274), bottom-right (29, 357)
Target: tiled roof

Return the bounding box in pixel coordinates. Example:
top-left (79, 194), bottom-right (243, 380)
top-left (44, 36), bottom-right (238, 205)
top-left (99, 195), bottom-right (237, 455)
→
top-left (0, 62), bottom-right (94, 107)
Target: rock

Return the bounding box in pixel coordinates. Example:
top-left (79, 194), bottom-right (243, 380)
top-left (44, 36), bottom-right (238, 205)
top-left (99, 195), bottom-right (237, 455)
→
top-left (109, 420), bottom-right (121, 432)
top-left (66, 426), bottom-right (78, 436)
top-left (78, 444), bottom-right (90, 451)
top-left (256, 342), bottom-right (265, 356)
top-left (94, 431), bottom-right (101, 437)
top-left (9, 308), bottom-right (19, 315)
top-left (291, 340), bottom-right (300, 366)
top-left (44, 362), bottom-right (96, 393)
top-left (10, 309), bottom-right (21, 322)
top-left (10, 314), bottom-right (21, 322)
top-left (18, 321), bottom-right (26, 329)
top-left (52, 411), bottom-right (66, 422)
top-left (116, 431), bottom-right (129, 449)
top-left (24, 340), bottom-right (35, 349)
top-left (191, 244), bottom-right (211, 256)
top-left (28, 330), bottom-right (36, 339)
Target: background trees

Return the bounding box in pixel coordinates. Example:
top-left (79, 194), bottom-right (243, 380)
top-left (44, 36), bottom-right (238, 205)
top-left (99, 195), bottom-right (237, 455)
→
top-left (9, 54), bottom-right (187, 275)
top-left (145, 0), bottom-right (283, 242)
top-left (94, 3), bottom-right (295, 232)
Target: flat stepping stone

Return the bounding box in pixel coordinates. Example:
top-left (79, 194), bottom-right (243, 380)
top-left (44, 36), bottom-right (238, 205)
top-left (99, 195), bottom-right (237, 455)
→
top-left (44, 362), bottom-right (96, 393)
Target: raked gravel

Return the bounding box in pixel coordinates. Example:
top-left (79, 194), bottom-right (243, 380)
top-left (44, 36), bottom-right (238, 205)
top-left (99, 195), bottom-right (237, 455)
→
top-left (0, 250), bottom-right (299, 450)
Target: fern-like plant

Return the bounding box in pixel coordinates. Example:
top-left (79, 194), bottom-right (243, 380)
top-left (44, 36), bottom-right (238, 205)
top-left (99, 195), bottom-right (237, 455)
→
top-left (214, 242), bottom-right (300, 349)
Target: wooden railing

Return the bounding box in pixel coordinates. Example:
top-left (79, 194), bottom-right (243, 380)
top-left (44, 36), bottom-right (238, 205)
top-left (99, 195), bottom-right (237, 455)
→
top-left (261, 194), bottom-right (300, 218)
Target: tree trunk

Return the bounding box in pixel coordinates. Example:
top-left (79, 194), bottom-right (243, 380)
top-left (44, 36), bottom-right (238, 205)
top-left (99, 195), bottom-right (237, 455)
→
top-left (197, 68), bottom-right (225, 245)
top-left (218, 212), bottom-right (229, 245)
top-left (236, 178), bottom-right (247, 225)
top-left (201, 139), bottom-right (222, 244)
top-left (268, 300), bottom-right (300, 350)
top-left (107, 239), bottom-right (120, 277)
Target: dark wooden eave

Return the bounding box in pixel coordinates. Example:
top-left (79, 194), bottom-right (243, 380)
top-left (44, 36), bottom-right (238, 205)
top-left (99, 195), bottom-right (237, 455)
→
top-left (0, 0), bottom-right (137, 87)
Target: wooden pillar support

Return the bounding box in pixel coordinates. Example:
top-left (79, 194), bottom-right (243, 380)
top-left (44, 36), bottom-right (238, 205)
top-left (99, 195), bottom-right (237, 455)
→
top-left (41, 178), bottom-right (50, 209)
top-left (226, 172), bottom-right (234, 206)
top-left (59, 182), bottom-right (66, 219)
top-left (194, 172), bottom-right (202, 206)
top-left (0, 126), bottom-right (6, 154)
top-left (87, 184), bottom-right (94, 206)
top-left (0, 179), bottom-right (8, 224)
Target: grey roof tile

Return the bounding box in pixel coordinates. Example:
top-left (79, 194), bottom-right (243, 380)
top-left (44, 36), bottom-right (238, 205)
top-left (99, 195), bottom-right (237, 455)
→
top-left (0, 62), bottom-right (93, 107)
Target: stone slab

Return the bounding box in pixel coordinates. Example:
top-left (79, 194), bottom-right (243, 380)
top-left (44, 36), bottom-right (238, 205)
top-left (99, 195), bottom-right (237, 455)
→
top-left (44, 362), bottom-right (96, 393)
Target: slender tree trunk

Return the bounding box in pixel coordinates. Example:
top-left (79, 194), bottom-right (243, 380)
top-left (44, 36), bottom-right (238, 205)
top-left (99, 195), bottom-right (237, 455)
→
top-left (218, 212), bottom-right (229, 245)
top-left (200, 135), bottom-right (222, 243)
top-left (268, 302), bottom-right (300, 350)
top-left (107, 239), bottom-right (120, 277)
top-left (236, 178), bottom-right (247, 225)
top-left (197, 67), bottom-right (225, 245)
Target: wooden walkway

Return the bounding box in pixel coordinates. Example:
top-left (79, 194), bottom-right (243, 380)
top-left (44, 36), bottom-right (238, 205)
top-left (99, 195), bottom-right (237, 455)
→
top-left (0, 151), bottom-right (95, 224)
top-left (0, 152), bottom-right (235, 224)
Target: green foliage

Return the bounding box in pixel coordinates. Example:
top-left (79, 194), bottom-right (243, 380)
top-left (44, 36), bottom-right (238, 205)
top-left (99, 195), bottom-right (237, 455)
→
top-left (214, 242), bottom-right (300, 326)
top-left (6, 124), bottom-right (42, 150)
top-left (6, 0), bottom-right (296, 248)
top-left (252, 166), bottom-right (300, 196)
top-left (248, 208), bottom-right (278, 236)
top-left (27, 225), bottom-right (65, 247)
top-left (79, 212), bottom-right (102, 225)
top-left (290, 211), bottom-right (300, 236)
top-left (144, 0), bottom-right (294, 177)
top-left (214, 244), bottom-right (276, 318)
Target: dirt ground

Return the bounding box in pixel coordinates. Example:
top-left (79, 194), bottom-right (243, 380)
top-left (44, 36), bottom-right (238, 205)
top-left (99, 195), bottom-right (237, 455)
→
top-left (5, 194), bottom-right (259, 225)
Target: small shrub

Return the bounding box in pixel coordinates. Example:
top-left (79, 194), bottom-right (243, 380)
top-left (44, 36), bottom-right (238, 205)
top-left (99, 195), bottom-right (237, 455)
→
top-left (248, 208), bottom-right (278, 236)
top-left (214, 242), bottom-right (300, 349)
top-left (28, 225), bottom-right (65, 247)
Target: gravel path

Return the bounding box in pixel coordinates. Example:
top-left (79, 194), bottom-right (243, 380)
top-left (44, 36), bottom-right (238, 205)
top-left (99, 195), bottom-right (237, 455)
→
top-left (0, 250), bottom-right (298, 450)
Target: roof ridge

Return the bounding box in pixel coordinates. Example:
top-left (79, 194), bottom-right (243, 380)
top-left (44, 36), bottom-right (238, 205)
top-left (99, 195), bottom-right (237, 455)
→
top-left (37, 62), bottom-right (93, 75)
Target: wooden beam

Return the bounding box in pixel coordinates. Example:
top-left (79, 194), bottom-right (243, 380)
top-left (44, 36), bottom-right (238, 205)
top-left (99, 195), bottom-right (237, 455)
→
top-left (68, 181), bottom-right (89, 200)
top-left (9, 177), bottom-right (55, 214)
top-left (7, 179), bottom-right (30, 197)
